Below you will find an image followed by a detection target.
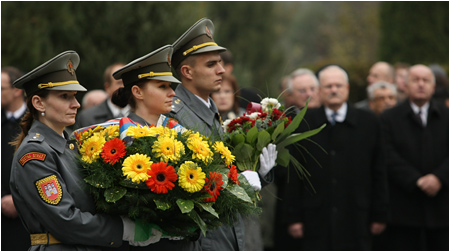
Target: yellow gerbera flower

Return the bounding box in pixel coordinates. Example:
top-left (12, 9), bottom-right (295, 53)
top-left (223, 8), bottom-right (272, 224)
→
top-left (178, 161), bottom-right (206, 193)
top-left (187, 137), bottom-right (213, 164)
top-left (126, 125), bottom-right (153, 138)
top-left (122, 153), bottom-right (152, 183)
top-left (80, 135), bottom-right (106, 163)
top-left (148, 126), bottom-right (177, 137)
top-left (213, 141), bottom-right (235, 166)
top-left (102, 125), bottom-right (120, 140)
top-left (152, 135), bottom-right (185, 163)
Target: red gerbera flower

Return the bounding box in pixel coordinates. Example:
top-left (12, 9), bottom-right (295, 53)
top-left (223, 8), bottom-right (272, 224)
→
top-left (227, 165), bottom-right (240, 185)
top-left (146, 162), bottom-right (177, 194)
top-left (202, 172), bottom-right (224, 202)
top-left (101, 138), bottom-right (126, 164)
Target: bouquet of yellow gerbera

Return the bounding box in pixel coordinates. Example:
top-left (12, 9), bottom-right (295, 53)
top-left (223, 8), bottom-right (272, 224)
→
top-left (72, 116), bottom-right (259, 239)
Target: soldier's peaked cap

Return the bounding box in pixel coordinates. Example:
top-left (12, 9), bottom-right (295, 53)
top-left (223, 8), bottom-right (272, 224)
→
top-left (113, 45), bottom-right (180, 86)
top-left (172, 18), bottom-right (226, 69)
top-left (13, 51), bottom-right (87, 95)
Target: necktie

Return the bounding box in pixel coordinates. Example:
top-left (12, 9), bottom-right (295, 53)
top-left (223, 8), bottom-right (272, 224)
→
top-left (331, 112), bottom-right (338, 126)
top-left (417, 110), bottom-right (424, 127)
top-left (9, 116), bottom-right (16, 123)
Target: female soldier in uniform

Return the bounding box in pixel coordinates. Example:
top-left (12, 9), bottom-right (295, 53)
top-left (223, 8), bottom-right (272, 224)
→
top-left (9, 51), bottom-right (161, 250)
top-left (110, 45), bottom-right (200, 250)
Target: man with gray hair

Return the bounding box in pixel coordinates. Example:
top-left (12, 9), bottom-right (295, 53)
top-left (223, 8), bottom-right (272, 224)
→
top-left (356, 61), bottom-right (395, 109)
top-left (367, 81), bottom-right (398, 115)
top-left (286, 68), bottom-right (321, 112)
top-left (284, 64), bottom-right (388, 250)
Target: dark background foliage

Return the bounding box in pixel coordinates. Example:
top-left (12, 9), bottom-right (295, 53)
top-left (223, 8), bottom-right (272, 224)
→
top-left (2, 1), bottom-right (448, 103)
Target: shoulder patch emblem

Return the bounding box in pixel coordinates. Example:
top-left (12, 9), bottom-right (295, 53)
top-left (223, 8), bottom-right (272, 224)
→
top-left (36, 175), bottom-right (62, 205)
top-left (19, 152), bottom-right (46, 166)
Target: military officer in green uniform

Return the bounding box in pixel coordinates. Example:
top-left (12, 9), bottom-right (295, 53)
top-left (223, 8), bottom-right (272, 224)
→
top-left (10, 51), bottom-right (163, 250)
top-left (167, 18), bottom-right (277, 251)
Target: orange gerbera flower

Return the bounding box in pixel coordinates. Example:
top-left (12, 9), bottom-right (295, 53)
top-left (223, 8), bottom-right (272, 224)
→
top-left (146, 162), bottom-right (177, 194)
top-left (227, 165), bottom-right (240, 185)
top-left (101, 138), bottom-right (127, 164)
top-left (202, 172), bottom-right (224, 202)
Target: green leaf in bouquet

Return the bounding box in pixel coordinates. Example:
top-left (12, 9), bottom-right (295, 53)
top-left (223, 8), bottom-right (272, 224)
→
top-left (104, 186), bottom-right (127, 203)
top-left (176, 198), bottom-right (194, 214)
top-left (231, 133), bottom-right (245, 146)
top-left (220, 169), bottom-right (229, 188)
top-left (197, 202), bottom-right (219, 219)
top-left (119, 178), bottom-right (149, 189)
top-left (236, 161), bottom-right (251, 172)
top-left (277, 123), bottom-right (326, 149)
top-left (154, 199), bottom-right (172, 211)
top-left (233, 142), bottom-right (254, 163)
top-left (272, 122), bottom-right (285, 141)
top-left (276, 147), bottom-right (291, 167)
top-left (226, 184), bottom-right (252, 203)
top-left (187, 210), bottom-right (207, 236)
top-left (245, 126), bottom-right (258, 144)
top-left (256, 130), bottom-right (271, 151)
top-left (275, 98), bottom-right (310, 144)
top-left (84, 174), bottom-right (113, 189)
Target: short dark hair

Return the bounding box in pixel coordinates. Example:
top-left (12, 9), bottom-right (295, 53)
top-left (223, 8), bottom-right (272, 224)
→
top-left (1, 66), bottom-right (24, 87)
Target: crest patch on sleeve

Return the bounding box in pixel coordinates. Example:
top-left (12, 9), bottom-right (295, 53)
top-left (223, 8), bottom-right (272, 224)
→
top-left (19, 152), bottom-right (46, 166)
top-left (36, 175), bottom-right (62, 205)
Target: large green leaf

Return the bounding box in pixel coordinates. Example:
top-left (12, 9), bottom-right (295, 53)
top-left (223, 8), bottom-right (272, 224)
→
top-left (276, 147), bottom-right (290, 167)
top-left (176, 198), bottom-right (194, 213)
top-left (84, 174), bottom-right (113, 189)
top-left (275, 98), bottom-right (310, 144)
top-left (277, 124), bottom-right (326, 149)
top-left (197, 202), bottom-right (219, 219)
top-left (245, 126), bottom-right (259, 144)
top-left (256, 130), bottom-right (271, 151)
top-left (233, 142), bottom-right (255, 162)
top-left (187, 210), bottom-right (207, 236)
top-left (154, 199), bottom-right (171, 211)
top-left (272, 122), bottom-right (285, 141)
top-left (232, 133), bottom-right (245, 146)
top-left (226, 184), bottom-right (252, 203)
top-left (104, 187), bottom-right (127, 203)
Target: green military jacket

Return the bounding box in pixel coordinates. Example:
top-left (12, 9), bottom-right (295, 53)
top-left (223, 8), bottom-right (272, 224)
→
top-left (166, 84), bottom-right (245, 250)
top-left (10, 121), bottom-right (123, 250)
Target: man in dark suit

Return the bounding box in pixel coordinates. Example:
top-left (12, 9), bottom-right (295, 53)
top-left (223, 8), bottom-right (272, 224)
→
top-left (1, 67), bottom-right (30, 250)
top-left (283, 65), bottom-right (389, 250)
top-left (73, 63), bottom-right (127, 130)
top-left (380, 64), bottom-right (448, 250)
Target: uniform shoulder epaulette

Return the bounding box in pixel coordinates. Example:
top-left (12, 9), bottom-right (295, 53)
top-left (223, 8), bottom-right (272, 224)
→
top-left (27, 132), bottom-right (45, 143)
top-left (171, 97), bottom-right (185, 114)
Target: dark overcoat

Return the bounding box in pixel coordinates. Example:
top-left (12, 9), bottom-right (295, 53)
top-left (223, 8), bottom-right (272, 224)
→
top-left (284, 103), bottom-right (389, 250)
top-left (380, 100), bottom-right (449, 228)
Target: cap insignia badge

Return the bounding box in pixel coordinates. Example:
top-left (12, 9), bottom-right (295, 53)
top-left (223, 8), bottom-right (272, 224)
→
top-left (36, 175), bottom-right (62, 205)
top-left (67, 60), bottom-right (75, 75)
top-left (167, 52), bottom-right (171, 68)
top-left (205, 26), bottom-right (213, 39)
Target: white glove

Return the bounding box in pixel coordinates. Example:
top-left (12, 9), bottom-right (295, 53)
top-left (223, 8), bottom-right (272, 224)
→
top-left (258, 143), bottom-right (278, 178)
top-left (121, 216), bottom-right (162, 246)
top-left (241, 170), bottom-right (262, 191)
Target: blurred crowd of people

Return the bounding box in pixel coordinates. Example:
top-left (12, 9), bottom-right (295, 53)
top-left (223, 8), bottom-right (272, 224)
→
top-left (2, 49), bottom-right (448, 250)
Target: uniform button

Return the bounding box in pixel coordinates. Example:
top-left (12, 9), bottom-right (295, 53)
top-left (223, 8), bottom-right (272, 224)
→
top-left (330, 150), bottom-right (336, 156)
top-left (110, 242), bottom-right (114, 246)
top-left (332, 178), bottom-right (337, 185)
top-left (332, 207), bottom-right (338, 213)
